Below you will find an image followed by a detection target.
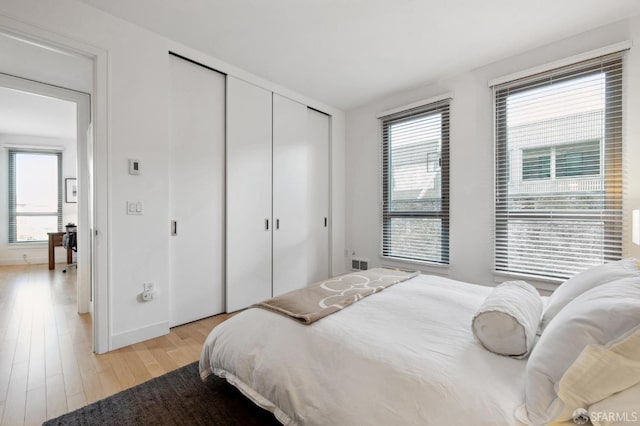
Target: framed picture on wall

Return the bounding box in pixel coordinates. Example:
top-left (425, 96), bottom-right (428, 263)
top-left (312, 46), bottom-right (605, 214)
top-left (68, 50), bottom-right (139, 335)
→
top-left (65, 178), bottom-right (78, 203)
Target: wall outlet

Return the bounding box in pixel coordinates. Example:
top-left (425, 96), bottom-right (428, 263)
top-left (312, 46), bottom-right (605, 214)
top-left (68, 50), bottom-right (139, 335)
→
top-left (142, 282), bottom-right (155, 302)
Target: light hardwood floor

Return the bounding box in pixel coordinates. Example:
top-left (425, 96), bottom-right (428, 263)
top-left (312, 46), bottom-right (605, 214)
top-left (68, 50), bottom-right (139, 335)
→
top-left (0, 264), bottom-right (231, 425)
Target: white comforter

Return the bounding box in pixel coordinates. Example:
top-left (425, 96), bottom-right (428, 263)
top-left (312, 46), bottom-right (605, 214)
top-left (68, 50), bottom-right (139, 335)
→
top-left (200, 275), bottom-right (533, 425)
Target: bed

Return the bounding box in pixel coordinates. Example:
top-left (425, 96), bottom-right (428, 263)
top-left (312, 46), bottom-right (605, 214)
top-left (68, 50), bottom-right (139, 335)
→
top-left (200, 273), bottom-right (558, 425)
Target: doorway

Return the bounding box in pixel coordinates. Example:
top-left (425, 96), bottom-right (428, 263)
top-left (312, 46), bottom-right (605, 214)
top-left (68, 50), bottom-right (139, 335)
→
top-left (0, 73), bottom-right (91, 312)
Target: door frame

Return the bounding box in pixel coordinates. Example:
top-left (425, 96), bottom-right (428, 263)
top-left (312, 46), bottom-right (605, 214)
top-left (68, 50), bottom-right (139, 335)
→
top-left (0, 20), bottom-right (110, 353)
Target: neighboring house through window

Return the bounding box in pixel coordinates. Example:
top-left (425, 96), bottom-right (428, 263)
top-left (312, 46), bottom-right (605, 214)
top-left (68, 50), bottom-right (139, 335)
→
top-left (494, 52), bottom-right (624, 280)
top-left (521, 140), bottom-right (601, 182)
top-left (8, 149), bottom-right (62, 243)
top-left (380, 98), bottom-right (450, 264)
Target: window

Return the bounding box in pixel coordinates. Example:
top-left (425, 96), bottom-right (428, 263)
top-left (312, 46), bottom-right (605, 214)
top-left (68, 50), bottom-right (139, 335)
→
top-left (555, 140), bottom-right (600, 178)
top-left (522, 140), bottom-right (601, 181)
top-left (8, 150), bottom-right (62, 243)
top-left (381, 99), bottom-right (450, 264)
top-left (494, 53), bottom-right (624, 280)
top-left (522, 147), bottom-right (551, 181)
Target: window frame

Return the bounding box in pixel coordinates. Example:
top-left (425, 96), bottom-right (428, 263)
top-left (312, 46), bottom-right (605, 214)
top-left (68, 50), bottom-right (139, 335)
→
top-left (381, 101), bottom-right (450, 265)
top-left (521, 139), bottom-right (601, 182)
top-left (554, 139), bottom-right (601, 179)
top-left (522, 147), bottom-right (552, 181)
top-left (8, 149), bottom-right (63, 243)
top-left (494, 56), bottom-right (623, 280)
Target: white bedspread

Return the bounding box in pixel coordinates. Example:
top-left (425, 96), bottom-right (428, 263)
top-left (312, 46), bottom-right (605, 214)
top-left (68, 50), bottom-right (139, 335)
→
top-left (200, 275), bottom-right (536, 425)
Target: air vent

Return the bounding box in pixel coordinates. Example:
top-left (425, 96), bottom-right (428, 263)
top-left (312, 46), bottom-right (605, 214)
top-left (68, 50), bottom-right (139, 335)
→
top-left (351, 258), bottom-right (369, 271)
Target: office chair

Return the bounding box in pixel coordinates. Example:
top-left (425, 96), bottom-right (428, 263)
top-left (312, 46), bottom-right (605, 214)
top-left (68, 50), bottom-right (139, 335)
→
top-left (62, 223), bottom-right (77, 273)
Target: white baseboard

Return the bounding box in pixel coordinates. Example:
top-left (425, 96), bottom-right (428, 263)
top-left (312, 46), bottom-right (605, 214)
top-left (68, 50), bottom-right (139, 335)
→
top-left (0, 257), bottom-right (47, 266)
top-left (110, 321), bottom-right (170, 350)
top-left (0, 258), bottom-right (73, 266)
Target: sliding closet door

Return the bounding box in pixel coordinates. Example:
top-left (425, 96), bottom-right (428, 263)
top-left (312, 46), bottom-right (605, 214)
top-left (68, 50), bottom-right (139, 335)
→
top-left (226, 77), bottom-right (273, 311)
top-left (168, 55), bottom-right (225, 327)
top-left (272, 95), bottom-right (308, 296)
top-left (272, 95), bottom-right (330, 296)
top-left (306, 107), bottom-right (330, 283)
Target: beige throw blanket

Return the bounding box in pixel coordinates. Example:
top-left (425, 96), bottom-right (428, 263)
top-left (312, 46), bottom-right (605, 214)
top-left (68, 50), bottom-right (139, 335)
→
top-left (254, 268), bottom-right (419, 324)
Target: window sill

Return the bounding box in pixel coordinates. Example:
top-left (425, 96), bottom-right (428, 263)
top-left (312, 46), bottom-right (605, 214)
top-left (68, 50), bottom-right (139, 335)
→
top-left (493, 270), bottom-right (562, 293)
top-left (380, 255), bottom-right (450, 276)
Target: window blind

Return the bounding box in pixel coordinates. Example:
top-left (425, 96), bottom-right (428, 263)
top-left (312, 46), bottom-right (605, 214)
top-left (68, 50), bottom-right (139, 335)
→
top-left (494, 52), bottom-right (625, 280)
top-left (381, 99), bottom-right (450, 264)
top-left (8, 149), bottom-right (63, 243)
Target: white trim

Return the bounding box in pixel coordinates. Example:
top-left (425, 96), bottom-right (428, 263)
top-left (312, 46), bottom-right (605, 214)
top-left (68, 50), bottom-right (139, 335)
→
top-left (488, 40), bottom-right (633, 87)
top-left (376, 92), bottom-right (453, 119)
top-left (2, 144), bottom-right (65, 151)
top-left (0, 257), bottom-right (46, 265)
top-left (6, 242), bottom-right (47, 249)
top-left (380, 255), bottom-right (450, 276)
top-left (110, 321), bottom-right (170, 350)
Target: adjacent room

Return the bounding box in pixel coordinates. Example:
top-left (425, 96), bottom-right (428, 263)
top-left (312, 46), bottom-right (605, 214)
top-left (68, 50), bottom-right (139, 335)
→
top-left (0, 0), bottom-right (639, 425)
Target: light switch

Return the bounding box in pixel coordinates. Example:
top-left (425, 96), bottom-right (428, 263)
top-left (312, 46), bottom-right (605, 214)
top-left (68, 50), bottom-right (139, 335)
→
top-left (127, 201), bottom-right (143, 215)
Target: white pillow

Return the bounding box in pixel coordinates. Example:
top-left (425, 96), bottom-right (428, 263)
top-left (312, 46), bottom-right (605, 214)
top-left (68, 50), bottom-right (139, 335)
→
top-left (589, 383), bottom-right (640, 426)
top-left (540, 258), bottom-right (640, 331)
top-left (472, 281), bottom-right (542, 358)
top-left (517, 278), bottom-right (640, 426)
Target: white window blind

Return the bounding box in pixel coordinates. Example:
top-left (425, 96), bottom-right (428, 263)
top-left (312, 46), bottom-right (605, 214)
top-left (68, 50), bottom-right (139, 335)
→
top-left (381, 99), bottom-right (450, 264)
top-left (494, 52), bottom-right (625, 280)
top-left (8, 150), bottom-right (63, 243)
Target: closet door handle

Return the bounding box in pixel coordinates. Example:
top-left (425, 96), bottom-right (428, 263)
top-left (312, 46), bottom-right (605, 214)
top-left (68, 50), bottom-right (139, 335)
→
top-left (276, 219), bottom-right (280, 230)
top-left (324, 217), bottom-right (328, 227)
top-left (265, 218), bottom-right (269, 231)
top-left (171, 220), bottom-right (177, 236)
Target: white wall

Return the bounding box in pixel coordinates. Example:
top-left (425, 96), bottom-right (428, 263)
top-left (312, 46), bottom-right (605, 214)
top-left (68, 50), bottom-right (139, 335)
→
top-left (0, 134), bottom-right (77, 265)
top-left (0, 32), bottom-right (93, 94)
top-left (0, 0), bottom-right (346, 350)
top-left (345, 17), bottom-right (640, 289)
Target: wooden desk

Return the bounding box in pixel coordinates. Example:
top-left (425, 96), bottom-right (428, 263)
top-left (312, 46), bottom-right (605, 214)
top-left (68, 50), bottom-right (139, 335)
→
top-left (48, 232), bottom-right (73, 270)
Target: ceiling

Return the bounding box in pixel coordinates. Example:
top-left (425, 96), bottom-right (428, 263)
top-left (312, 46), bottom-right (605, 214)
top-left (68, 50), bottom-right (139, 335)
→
top-left (0, 87), bottom-right (76, 139)
top-left (79, 0), bottom-right (640, 110)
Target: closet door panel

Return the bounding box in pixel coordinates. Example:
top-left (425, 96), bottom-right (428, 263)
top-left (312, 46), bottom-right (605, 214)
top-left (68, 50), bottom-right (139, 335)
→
top-left (306, 108), bottom-right (330, 283)
top-left (273, 96), bottom-right (330, 295)
top-left (168, 55), bottom-right (225, 327)
top-left (226, 77), bottom-right (273, 311)
top-left (272, 94), bottom-right (309, 296)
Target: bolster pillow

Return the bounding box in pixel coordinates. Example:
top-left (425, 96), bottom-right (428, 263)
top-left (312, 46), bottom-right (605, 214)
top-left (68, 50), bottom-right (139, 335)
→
top-left (472, 281), bottom-right (543, 359)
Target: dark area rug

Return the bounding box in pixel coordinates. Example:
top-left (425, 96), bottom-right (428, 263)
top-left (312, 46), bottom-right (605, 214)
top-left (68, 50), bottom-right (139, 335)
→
top-left (44, 362), bottom-right (281, 426)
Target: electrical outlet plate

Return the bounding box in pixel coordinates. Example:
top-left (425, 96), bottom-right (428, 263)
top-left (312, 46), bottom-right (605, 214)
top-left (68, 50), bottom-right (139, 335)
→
top-left (129, 159), bottom-right (141, 175)
top-left (141, 282), bottom-right (155, 302)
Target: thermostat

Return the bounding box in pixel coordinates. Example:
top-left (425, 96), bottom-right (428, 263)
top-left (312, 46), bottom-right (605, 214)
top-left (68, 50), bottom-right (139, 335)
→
top-left (129, 159), bottom-right (141, 175)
